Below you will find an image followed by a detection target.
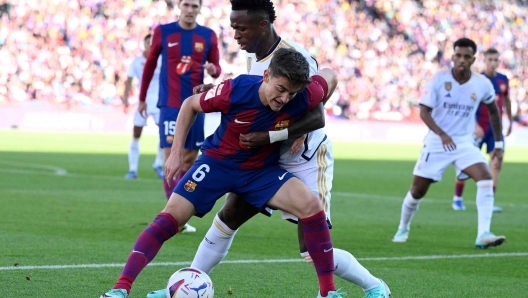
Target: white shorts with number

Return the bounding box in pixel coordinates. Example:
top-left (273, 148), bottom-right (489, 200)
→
top-left (133, 105), bottom-right (160, 127)
top-left (279, 137), bottom-right (334, 224)
top-left (413, 145), bottom-right (487, 182)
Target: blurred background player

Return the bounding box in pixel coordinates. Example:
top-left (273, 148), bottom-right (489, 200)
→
top-left (392, 38), bottom-right (506, 249)
top-left (452, 48), bottom-right (513, 213)
top-left (138, 0), bottom-right (221, 233)
top-left (122, 34), bottom-right (165, 180)
top-left (146, 1), bottom-right (390, 298)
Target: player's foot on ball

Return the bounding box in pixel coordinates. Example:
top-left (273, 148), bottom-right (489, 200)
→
top-left (392, 228), bottom-right (409, 242)
top-left (492, 205), bottom-right (503, 213)
top-left (124, 171), bottom-right (138, 179)
top-left (100, 289), bottom-right (128, 298)
top-left (364, 279), bottom-right (391, 298)
top-left (475, 232), bottom-right (506, 249)
top-left (452, 197), bottom-right (466, 210)
top-left (316, 289), bottom-right (347, 298)
top-left (146, 289), bottom-right (165, 298)
top-left (153, 166), bottom-right (164, 180)
top-left (181, 223), bottom-right (197, 233)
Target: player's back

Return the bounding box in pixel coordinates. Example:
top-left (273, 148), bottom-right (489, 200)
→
top-left (155, 22), bottom-right (217, 108)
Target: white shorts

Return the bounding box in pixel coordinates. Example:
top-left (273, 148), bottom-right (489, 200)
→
top-left (413, 145), bottom-right (487, 182)
top-left (133, 105), bottom-right (160, 127)
top-left (279, 137), bottom-right (334, 224)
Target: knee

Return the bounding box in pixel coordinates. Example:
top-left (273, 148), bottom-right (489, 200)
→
top-left (298, 195), bottom-right (323, 218)
top-left (410, 186), bottom-right (426, 199)
top-left (218, 203), bottom-right (242, 230)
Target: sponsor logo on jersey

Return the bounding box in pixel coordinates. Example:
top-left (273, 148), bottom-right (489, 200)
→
top-left (204, 83), bottom-right (224, 100)
top-left (275, 120), bottom-right (290, 130)
top-left (194, 42), bottom-right (204, 52)
top-left (176, 55), bottom-right (194, 75)
top-left (444, 82), bottom-right (452, 91)
top-left (184, 180), bottom-right (197, 192)
top-left (471, 92), bottom-right (477, 101)
top-left (247, 57), bottom-right (252, 73)
top-left (166, 135), bottom-right (174, 144)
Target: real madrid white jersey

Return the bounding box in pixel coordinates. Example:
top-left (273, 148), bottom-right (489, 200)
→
top-left (127, 56), bottom-right (161, 107)
top-left (420, 69), bottom-right (496, 152)
top-left (245, 38), bottom-right (325, 166)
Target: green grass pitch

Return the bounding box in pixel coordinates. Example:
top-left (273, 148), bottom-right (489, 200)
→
top-left (1, 130), bottom-right (527, 297)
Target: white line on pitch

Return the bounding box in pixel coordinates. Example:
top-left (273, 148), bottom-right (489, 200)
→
top-left (2, 252), bottom-right (527, 271)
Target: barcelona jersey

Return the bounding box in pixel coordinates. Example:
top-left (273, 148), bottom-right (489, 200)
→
top-left (477, 72), bottom-right (508, 133)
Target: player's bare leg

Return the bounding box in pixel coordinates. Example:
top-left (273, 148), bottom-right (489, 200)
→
top-left (489, 155), bottom-right (503, 212)
top-left (462, 163), bottom-right (505, 248)
top-left (393, 175), bottom-right (433, 242)
top-left (125, 126), bottom-right (144, 179)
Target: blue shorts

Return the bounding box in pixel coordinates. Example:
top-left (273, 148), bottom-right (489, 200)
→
top-left (159, 107), bottom-right (205, 149)
top-left (173, 155), bottom-right (295, 217)
top-left (477, 128), bottom-right (504, 153)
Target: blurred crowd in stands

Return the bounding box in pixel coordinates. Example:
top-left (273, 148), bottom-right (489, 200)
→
top-left (1, 0), bottom-right (527, 124)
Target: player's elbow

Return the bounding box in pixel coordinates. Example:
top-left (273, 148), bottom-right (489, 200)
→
top-left (320, 68), bottom-right (338, 91)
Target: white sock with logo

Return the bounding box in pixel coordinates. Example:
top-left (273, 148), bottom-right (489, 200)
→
top-left (300, 248), bottom-right (381, 291)
top-left (190, 214), bottom-right (238, 274)
top-left (476, 180), bottom-right (494, 236)
top-left (128, 138), bottom-right (140, 172)
top-left (398, 191), bottom-right (421, 230)
top-left (153, 147), bottom-right (164, 168)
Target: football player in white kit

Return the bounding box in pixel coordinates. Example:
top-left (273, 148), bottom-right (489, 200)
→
top-left (122, 34), bottom-right (164, 180)
top-left (392, 38), bottom-right (506, 249)
top-left (147, 1), bottom-right (390, 298)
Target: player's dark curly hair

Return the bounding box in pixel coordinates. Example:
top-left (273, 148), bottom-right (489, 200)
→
top-left (453, 38), bottom-right (477, 55)
top-left (230, 0), bottom-right (277, 23)
top-left (268, 48), bottom-right (311, 88)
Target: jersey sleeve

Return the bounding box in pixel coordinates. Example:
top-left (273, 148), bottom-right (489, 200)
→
top-left (304, 75), bottom-right (328, 110)
top-left (207, 31), bottom-right (221, 78)
top-left (199, 79), bottom-right (232, 114)
top-left (419, 77), bottom-right (438, 108)
top-left (139, 26), bottom-right (162, 102)
top-left (482, 79), bottom-right (496, 104)
top-left (126, 60), bottom-right (135, 78)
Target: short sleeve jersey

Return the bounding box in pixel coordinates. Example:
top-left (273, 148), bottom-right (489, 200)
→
top-left (199, 75), bottom-right (328, 170)
top-left (420, 69), bottom-right (495, 151)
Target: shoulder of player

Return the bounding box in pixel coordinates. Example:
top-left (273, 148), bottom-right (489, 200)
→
top-left (472, 71), bottom-right (494, 85)
top-left (231, 74), bottom-right (262, 87)
top-left (429, 69), bottom-right (451, 87)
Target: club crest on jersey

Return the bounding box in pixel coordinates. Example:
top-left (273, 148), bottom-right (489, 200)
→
top-left (184, 180), bottom-right (197, 192)
top-left (444, 82), bottom-right (452, 91)
top-left (500, 83), bottom-right (507, 92)
top-left (247, 57), bottom-right (252, 73)
top-left (194, 42), bottom-right (204, 52)
top-left (166, 135), bottom-right (174, 144)
top-left (176, 55), bottom-right (194, 75)
top-left (275, 120), bottom-right (290, 130)
top-left (471, 93), bottom-right (477, 101)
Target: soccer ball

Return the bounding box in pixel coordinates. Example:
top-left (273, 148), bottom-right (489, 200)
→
top-left (166, 267), bottom-right (214, 298)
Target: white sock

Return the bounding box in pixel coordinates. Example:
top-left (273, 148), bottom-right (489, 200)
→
top-left (300, 249), bottom-right (381, 291)
top-left (190, 214), bottom-right (238, 274)
top-left (153, 147), bottom-right (164, 168)
top-left (476, 180), bottom-right (494, 236)
top-left (398, 191), bottom-right (421, 230)
top-left (128, 138), bottom-right (140, 172)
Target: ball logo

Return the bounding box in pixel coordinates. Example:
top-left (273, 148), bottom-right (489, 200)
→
top-left (176, 56), bottom-right (194, 75)
top-left (168, 279), bottom-right (185, 298)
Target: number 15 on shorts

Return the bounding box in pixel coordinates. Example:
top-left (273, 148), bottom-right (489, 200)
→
top-left (164, 121), bottom-right (175, 136)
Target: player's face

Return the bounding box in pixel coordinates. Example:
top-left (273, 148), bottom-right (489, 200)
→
top-left (452, 46), bottom-right (475, 75)
top-left (262, 69), bottom-right (303, 111)
top-left (484, 54), bottom-right (499, 72)
top-left (179, 0), bottom-right (201, 25)
top-left (230, 10), bottom-right (267, 53)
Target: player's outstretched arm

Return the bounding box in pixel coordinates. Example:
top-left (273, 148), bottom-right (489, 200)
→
top-left (485, 100), bottom-right (504, 165)
top-left (504, 94), bottom-right (513, 136)
top-left (165, 94), bottom-right (204, 184)
top-left (419, 104), bottom-right (456, 151)
top-left (122, 77), bottom-right (133, 111)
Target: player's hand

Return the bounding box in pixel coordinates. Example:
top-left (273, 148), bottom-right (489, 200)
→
top-left (506, 122), bottom-right (513, 136)
top-left (203, 62), bottom-right (217, 76)
top-left (138, 101), bottom-right (148, 118)
top-left (440, 132), bottom-right (456, 151)
top-left (239, 131), bottom-right (270, 149)
top-left (193, 83), bottom-right (215, 95)
top-left (490, 148), bottom-right (504, 169)
top-left (165, 151), bottom-right (184, 187)
top-left (474, 124), bottom-right (484, 138)
top-left (290, 134), bottom-right (307, 154)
